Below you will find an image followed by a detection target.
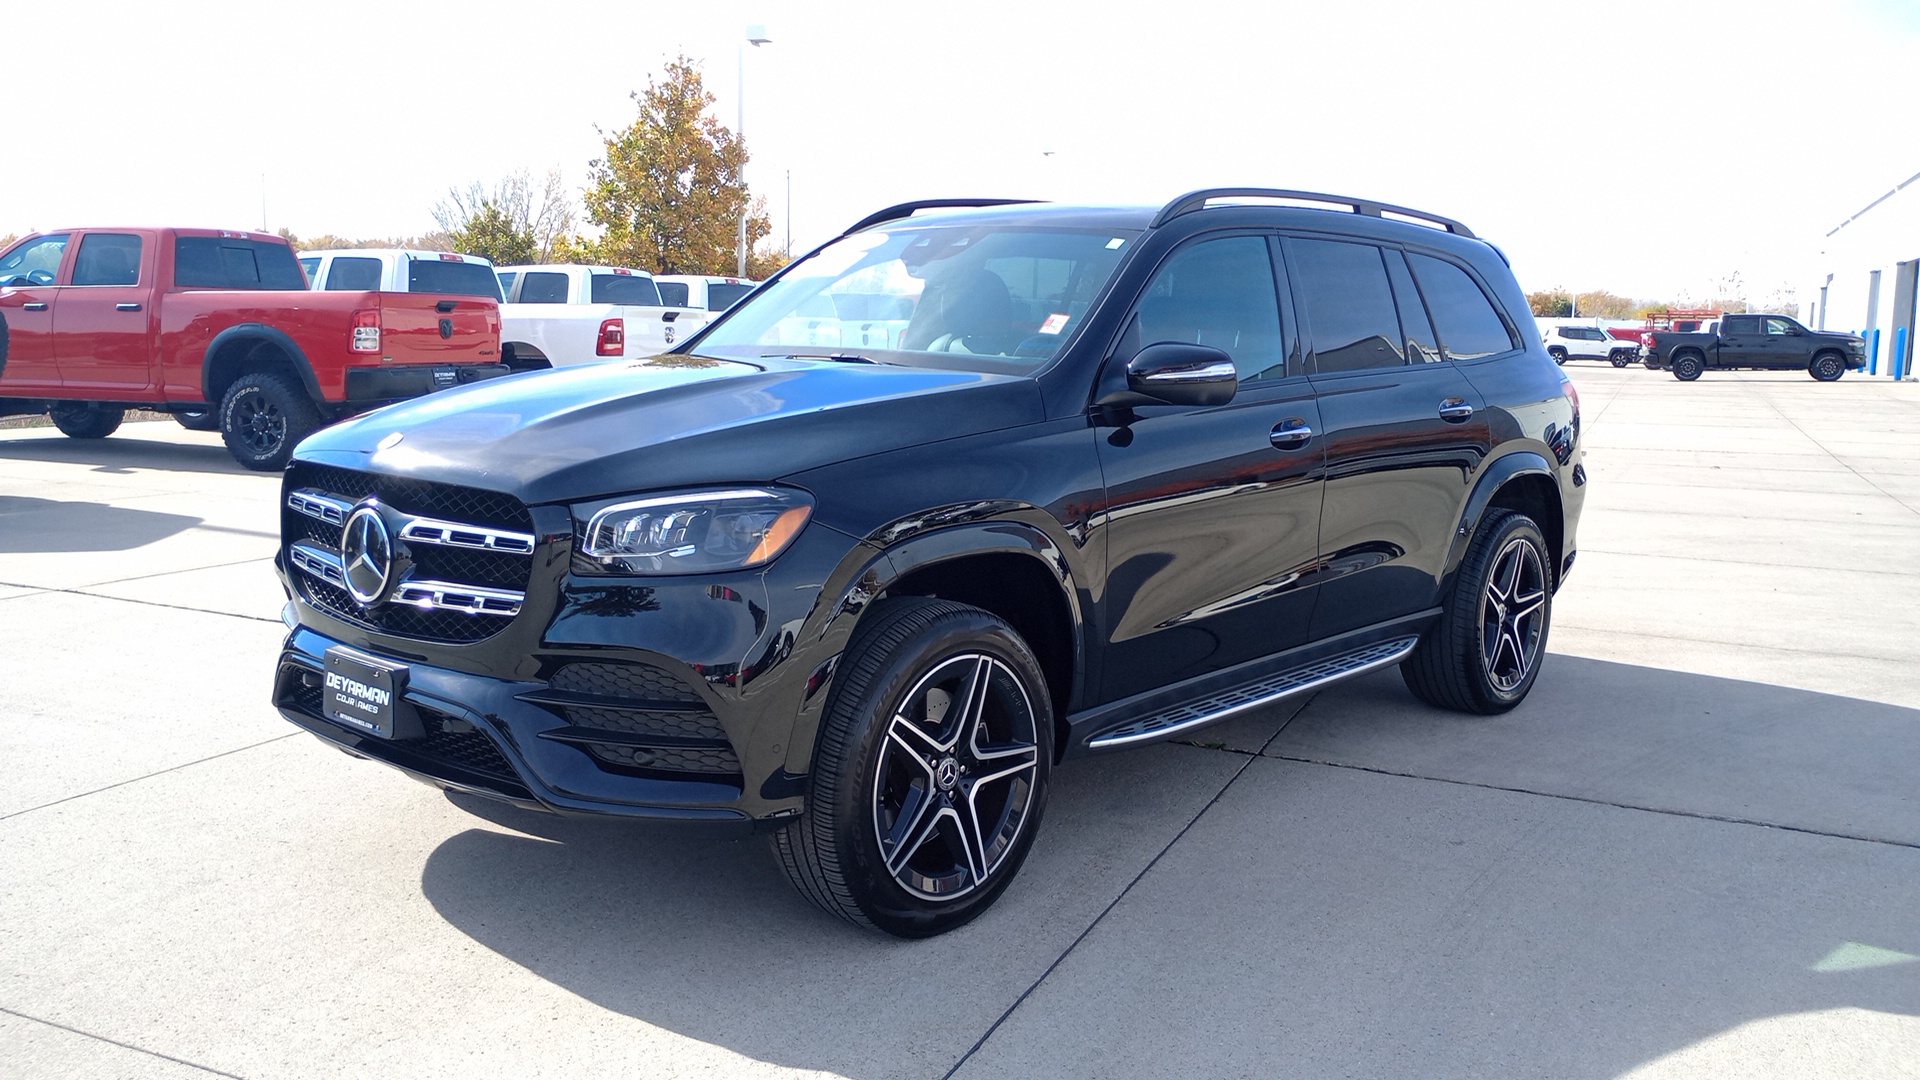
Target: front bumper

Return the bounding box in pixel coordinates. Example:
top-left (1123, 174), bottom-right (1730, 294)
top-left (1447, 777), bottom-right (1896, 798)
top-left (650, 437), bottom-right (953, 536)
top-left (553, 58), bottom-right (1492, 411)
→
top-left (274, 625), bottom-right (757, 833)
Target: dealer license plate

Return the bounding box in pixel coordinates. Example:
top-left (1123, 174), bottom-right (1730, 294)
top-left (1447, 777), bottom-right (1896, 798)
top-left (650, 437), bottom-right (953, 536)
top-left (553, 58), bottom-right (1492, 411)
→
top-left (323, 647), bottom-right (407, 739)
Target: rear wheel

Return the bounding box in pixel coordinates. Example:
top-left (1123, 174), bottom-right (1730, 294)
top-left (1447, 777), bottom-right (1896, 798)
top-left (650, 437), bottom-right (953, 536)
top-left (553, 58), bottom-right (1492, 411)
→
top-left (1402, 509), bottom-right (1552, 714)
top-left (49, 402), bottom-right (125, 439)
top-left (1672, 353), bottom-right (1703, 381)
top-left (771, 597), bottom-right (1051, 938)
top-left (219, 373), bottom-right (322, 471)
top-left (1548, 347), bottom-right (1567, 365)
top-left (1810, 352), bottom-right (1845, 382)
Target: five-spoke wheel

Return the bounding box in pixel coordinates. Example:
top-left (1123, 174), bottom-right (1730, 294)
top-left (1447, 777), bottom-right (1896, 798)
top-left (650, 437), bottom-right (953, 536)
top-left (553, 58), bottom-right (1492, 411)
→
top-left (1479, 534), bottom-right (1547, 694)
top-left (773, 597), bottom-right (1052, 938)
top-left (1402, 508), bottom-right (1553, 714)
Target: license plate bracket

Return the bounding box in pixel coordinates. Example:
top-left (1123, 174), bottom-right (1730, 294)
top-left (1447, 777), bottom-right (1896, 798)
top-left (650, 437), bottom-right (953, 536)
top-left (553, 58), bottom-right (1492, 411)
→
top-left (322, 647), bottom-right (422, 739)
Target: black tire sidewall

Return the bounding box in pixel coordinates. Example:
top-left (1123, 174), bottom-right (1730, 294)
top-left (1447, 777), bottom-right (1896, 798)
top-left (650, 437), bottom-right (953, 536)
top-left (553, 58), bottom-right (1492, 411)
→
top-left (1549, 348), bottom-right (1567, 365)
top-left (1674, 355), bottom-right (1702, 380)
top-left (219, 375), bottom-right (318, 471)
top-left (48, 402), bottom-right (125, 439)
top-left (1811, 354), bottom-right (1843, 381)
top-left (814, 602), bottom-right (1053, 937)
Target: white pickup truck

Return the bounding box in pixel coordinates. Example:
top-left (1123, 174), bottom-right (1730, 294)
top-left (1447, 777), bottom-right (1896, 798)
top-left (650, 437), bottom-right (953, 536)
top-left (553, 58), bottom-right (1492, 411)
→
top-left (493, 264), bottom-right (706, 370)
top-left (654, 274), bottom-right (758, 313)
top-left (299, 249), bottom-right (504, 300)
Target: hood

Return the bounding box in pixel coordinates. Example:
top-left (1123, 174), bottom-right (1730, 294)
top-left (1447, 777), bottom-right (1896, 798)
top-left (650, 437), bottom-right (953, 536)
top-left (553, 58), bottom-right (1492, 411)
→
top-left (296, 355), bottom-right (1045, 505)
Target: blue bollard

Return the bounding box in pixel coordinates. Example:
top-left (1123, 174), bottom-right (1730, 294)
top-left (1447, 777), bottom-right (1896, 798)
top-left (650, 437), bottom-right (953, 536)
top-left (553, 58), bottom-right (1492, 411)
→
top-left (1870, 329), bottom-right (1881, 375)
top-left (1897, 327), bottom-right (1909, 380)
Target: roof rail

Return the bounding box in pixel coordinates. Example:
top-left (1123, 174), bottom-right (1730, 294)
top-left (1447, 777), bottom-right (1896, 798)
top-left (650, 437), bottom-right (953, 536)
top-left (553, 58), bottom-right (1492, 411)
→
top-left (842, 199), bottom-right (1041, 235)
top-left (1151, 188), bottom-right (1476, 238)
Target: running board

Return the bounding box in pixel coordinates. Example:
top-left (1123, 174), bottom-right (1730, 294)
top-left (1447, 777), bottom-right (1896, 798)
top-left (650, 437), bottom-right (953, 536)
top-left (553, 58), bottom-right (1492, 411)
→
top-left (1085, 636), bottom-right (1420, 750)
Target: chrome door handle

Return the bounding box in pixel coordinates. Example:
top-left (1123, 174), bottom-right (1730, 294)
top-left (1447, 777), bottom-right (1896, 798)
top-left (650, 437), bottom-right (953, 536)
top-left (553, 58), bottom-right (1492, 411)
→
top-left (1438, 398), bottom-right (1474, 423)
top-left (23, 302), bottom-right (47, 311)
top-left (1270, 418), bottom-right (1313, 449)
top-left (116, 302), bottom-right (142, 312)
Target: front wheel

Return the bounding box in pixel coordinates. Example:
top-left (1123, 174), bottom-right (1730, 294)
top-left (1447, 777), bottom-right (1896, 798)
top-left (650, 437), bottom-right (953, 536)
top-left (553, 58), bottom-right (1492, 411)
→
top-left (219, 373), bottom-right (323, 471)
top-left (1809, 353), bottom-right (1845, 382)
top-left (1402, 509), bottom-right (1552, 714)
top-left (49, 402), bottom-right (125, 439)
top-left (771, 597), bottom-right (1051, 938)
top-left (1610, 352), bottom-right (1632, 368)
top-left (1672, 354), bottom-right (1703, 381)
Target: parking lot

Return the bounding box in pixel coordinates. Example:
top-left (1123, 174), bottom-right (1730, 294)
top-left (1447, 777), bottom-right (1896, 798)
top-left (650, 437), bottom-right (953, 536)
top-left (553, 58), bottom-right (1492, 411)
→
top-left (3, 364), bottom-right (1917, 1079)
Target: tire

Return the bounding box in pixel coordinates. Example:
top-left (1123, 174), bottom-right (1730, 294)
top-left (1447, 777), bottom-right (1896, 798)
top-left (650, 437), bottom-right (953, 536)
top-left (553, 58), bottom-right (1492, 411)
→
top-left (771, 597), bottom-right (1052, 938)
top-left (1402, 508), bottom-right (1552, 715)
top-left (0, 310), bottom-right (10, 382)
top-left (1810, 352), bottom-right (1845, 382)
top-left (1548, 347), bottom-right (1567, 366)
top-left (1610, 351), bottom-right (1632, 368)
top-left (48, 402), bottom-right (125, 439)
top-left (173, 408), bottom-right (219, 431)
top-left (219, 373), bottom-right (323, 471)
top-left (1672, 353), bottom-right (1703, 381)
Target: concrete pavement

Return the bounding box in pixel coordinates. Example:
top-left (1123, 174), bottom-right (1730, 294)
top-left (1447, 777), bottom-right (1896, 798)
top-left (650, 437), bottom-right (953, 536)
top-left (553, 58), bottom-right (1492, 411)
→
top-left (2, 367), bottom-right (1917, 1079)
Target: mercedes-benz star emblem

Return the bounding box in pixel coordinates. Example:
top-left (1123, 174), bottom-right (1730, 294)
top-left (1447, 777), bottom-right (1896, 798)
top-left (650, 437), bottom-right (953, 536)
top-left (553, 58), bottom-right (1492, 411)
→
top-left (935, 757), bottom-right (960, 792)
top-left (340, 503), bottom-right (393, 606)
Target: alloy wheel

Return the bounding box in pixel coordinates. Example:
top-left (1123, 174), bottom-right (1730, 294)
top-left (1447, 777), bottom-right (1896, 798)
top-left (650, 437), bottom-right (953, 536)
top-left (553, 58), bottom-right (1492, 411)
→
top-left (871, 653), bottom-right (1040, 901)
top-left (1480, 536), bottom-right (1546, 693)
top-left (232, 391), bottom-right (286, 454)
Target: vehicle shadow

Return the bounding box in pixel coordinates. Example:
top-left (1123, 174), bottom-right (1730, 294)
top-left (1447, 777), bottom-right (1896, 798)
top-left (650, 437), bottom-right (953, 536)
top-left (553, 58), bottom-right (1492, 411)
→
top-left (415, 654), bottom-right (1920, 1079)
top-left (0, 495), bottom-right (204, 553)
top-left (0, 429), bottom-right (253, 475)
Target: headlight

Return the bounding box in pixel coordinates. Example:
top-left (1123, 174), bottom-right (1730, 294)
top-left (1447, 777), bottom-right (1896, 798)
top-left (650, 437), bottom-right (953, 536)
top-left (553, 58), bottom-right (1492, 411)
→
top-left (576, 487), bottom-right (813, 575)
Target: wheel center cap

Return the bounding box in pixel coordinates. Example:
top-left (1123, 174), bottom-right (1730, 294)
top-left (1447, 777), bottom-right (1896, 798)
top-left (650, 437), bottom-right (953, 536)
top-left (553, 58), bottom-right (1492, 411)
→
top-left (935, 757), bottom-right (960, 791)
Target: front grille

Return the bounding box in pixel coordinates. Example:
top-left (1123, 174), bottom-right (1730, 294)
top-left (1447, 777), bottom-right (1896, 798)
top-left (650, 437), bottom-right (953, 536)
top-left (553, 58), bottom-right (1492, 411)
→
top-left (283, 463), bottom-right (534, 644)
top-left (539, 661), bottom-right (740, 779)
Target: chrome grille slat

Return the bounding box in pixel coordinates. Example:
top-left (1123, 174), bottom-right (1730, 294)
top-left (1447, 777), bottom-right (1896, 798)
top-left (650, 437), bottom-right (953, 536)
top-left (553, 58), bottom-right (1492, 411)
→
top-left (397, 517), bottom-right (536, 554)
top-left (391, 580), bottom-right (525, 616)
top-left (288, 490), bottom-right (354, 526)
top-left (289, 541), bottom-right (347, 586)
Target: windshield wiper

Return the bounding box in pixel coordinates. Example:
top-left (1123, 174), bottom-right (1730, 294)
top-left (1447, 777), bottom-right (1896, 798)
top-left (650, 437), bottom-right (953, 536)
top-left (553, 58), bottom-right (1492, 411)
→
top-left (778, 353), bottom-right (885, 365)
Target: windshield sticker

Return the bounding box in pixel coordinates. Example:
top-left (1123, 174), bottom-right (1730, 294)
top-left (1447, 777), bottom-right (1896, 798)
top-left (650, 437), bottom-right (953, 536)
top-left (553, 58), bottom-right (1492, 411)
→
top-left (1106, 238), bottom-right (1127, 250)
top-left (1039, 313), bottom-right (1071, 335)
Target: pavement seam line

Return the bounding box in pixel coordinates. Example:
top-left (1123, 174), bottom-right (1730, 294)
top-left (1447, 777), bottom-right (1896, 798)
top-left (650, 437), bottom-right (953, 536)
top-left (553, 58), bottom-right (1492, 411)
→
top-left (1549, 622), bottom-right (1914, 665)
top-left (0, 1007), bottom-right (252, 1080)
top-left (1751, 383), bottom-right (1920, 519)
top-left (0, 734), bottom-right (299, 823)
top-left (940, 739), bottom-right (1275, 1079)
top-left (77, 555), bottom-right (273, 590)
top-left (1266, 752), bottom-right (1920, 851)
top-left (20, 585), bottom-right (281, 625)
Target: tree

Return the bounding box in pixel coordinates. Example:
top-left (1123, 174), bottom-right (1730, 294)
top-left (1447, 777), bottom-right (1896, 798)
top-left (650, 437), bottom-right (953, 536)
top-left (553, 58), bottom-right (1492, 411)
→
top-left (584, 55), bottom-right (770, 275)
top-left (1528, 289), bottom-right (1573, 318)
top-left (433, 169), bottom-right (574, 266)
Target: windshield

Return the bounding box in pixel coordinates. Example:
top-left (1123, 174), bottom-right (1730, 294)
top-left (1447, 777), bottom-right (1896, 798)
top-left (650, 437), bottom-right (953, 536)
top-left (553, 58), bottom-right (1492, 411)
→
top-left (693, 225), bottom-right (1136, 371)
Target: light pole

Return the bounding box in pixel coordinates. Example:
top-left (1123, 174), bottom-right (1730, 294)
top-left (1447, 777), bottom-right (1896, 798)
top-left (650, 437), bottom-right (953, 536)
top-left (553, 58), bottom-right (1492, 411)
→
top-left (737, 23), bottom-right (772, 277)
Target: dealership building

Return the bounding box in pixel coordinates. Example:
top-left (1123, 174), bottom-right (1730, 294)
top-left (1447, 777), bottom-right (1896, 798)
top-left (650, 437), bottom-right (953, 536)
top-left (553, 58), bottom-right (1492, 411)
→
top-left (1805, 171), bottom-right (1920, 375)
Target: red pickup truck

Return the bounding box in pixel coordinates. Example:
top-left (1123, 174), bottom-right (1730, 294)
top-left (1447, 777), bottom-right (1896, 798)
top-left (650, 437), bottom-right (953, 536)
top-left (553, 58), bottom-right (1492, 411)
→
top-left (0, 228), bottom-right (507, 470)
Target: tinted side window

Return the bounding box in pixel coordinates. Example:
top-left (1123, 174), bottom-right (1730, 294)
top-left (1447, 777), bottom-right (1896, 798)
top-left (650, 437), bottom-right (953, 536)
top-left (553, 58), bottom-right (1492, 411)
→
top-left (1764, 317), bottom-right (1793, 335)
top-left (496, 272), bottom-right (517, 300)
top-left (299, 257), bottom-right (321, 286)
top-left (1722, 315), bottom-right (1759, 335)
top-left (1384, 249), bottom-right (1440, 363)
top-left (708, 282), bottom-right (753, 310)
top-left (519, 272), bottom-right (571, 304)
top-left (174, 238), bottom-right (306, 290)
top-left (408, 259), bottom-right (503, 299)
top-left (70, 233), bottom-right (143, 286)
top-left (324, 257), bottom-right (382, 291)
top-left (656, 281), bottom-right (690, 307)
top-left (1291, 238), bottom-right (1404, 373)
top-left (590, 273), bottom-right (662, 306)
top-left (1407, 253), bottom-right (1514, 360)
top-left (0, 234), bottom-right (70, 285)
top-left (1133, 235), bottom-right (1285, 381)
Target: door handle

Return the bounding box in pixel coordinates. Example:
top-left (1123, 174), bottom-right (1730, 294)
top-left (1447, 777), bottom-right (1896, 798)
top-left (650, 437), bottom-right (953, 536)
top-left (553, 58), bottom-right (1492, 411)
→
top-left (1438, 398), bottom-right (1474, 423)
top-left (1269, 418), bottom-right (1313, 449)
top-left (116, 302), bottom-right (142, 312)
top-left (23, 302), bottom-right (47, 311)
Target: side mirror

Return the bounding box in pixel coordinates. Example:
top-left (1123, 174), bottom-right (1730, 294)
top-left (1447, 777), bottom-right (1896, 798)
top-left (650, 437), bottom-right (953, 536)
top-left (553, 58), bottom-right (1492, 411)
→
top-left (1100, 342), bottom-right (1239, 408)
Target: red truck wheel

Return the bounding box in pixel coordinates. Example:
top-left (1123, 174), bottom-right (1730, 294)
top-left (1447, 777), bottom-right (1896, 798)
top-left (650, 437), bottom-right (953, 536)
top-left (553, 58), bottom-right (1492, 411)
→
top-left (49, 403), bottom-right (124, 439)
top-left (219, 373), bottom-right (321, 471)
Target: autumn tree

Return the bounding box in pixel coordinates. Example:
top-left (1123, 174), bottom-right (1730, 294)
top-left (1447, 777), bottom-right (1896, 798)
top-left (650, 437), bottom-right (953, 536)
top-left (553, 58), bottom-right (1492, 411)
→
top-left (585, 56), bottom-right (770, 275)
top-left (433, 169), bottom-right (574, 266)
top-left (1528, 289), bottom-right (1573, 318)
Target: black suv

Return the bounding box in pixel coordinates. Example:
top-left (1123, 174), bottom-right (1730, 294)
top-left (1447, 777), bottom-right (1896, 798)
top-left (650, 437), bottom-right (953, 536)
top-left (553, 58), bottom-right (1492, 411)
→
top-left (272, 189), bottom-right (1585, 937)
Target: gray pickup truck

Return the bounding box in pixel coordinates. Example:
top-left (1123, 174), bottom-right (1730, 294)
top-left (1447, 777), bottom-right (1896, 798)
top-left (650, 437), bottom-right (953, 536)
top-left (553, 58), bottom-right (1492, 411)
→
top-left (1644, 313), bottom-right (1867, 381)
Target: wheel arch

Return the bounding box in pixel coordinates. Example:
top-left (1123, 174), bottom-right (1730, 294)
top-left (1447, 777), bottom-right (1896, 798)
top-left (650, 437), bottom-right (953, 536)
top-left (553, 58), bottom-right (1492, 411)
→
top-left (201, 324), bottom-right (322, 406)
top-left (1447, 451), bottom-right (1565, 590)
top-left (796, 522), bottom-right (1086, 773)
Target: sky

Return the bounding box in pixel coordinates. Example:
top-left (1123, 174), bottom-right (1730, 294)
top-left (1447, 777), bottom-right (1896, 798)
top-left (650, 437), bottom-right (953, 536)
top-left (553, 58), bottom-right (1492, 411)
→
top-left (12, 0), bottom-right (1920, 307)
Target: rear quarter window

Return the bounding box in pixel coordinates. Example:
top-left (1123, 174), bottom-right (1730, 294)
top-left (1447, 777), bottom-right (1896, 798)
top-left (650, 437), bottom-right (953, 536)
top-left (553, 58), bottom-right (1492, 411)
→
top-left (707, 282), bottom-right (753, 310)
top-left (174, 238), bottom-right (306, 290)
top-left (656, 281), bottom-right (691, 307)
top-left (408, 258), bottom-right (503, 299)
top-left (518, 272), bottom-right (571, 304)
top-left (1407, 253), bottom-right (1516, 361)
top-left (324, 257), bottom-right (382, 291)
